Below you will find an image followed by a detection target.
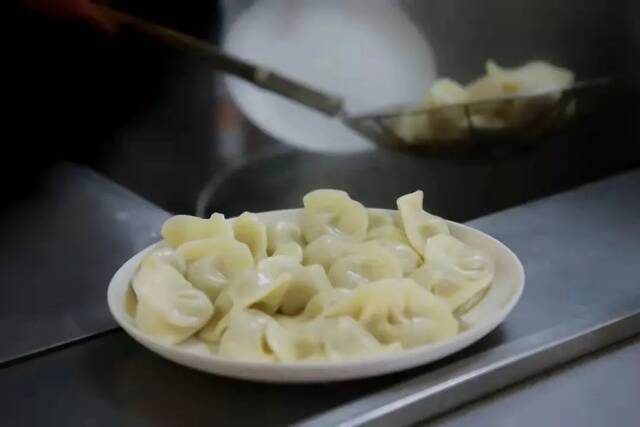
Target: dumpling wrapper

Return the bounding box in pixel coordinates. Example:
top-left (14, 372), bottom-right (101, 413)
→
top-left (302, 189), bottom-right (368, 243)
top-left (178, 238), bottom-right (254, 301)
top-left (303, 234), bottom-right (353, 270)
top-left (297, 317), bottom-right (401, 362)
top-left (273, 242), bottom-right (304, 263)
top-left (140, 243), bottom-right (186, 274)
top-left (328, 241), bottom-right (403, 290)
top-left (161, 213), bottom-right (233, 248)
top-left (132, 264), bottom-right (213, 344)
top-left (233, 212), bottom-right (268, 262)
top-left (397, 190), bottom-right (449, 257)
top-left (328, 278), bottom-right (458, 348)
top-left (411, 234), bottom-right (494, 313)
top-left (366, 224), bottom-right (421, 274)
top-left (218, 309), bottom-right (297, 362)
top-left (267, 220), bottom-right (303, 255)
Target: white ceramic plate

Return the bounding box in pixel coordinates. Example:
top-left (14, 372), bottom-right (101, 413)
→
top-left (107, 209), bottom-right (524, 383)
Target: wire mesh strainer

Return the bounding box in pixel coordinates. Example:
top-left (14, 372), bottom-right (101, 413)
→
top-left (101, 6), bottom-right (614, 159)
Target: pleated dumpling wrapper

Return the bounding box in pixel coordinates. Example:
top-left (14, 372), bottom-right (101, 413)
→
top-left (397, 190), bottom-right (449, 257)
top-left (327, 278), bottom-right (458, 348)
top-left (132, 264), bottom-right (213, 344)
top-left (411, 234), bottom-right (494, 313)
top-left (161, 213), bottom-right (234, 248)
top-left (302, 189), bottom-right (368, 243)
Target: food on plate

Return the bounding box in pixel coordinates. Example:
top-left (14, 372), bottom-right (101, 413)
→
top-left (394, 60), bottom-right (576, 143)
top-left (129, 189), bottom-right (495, 362)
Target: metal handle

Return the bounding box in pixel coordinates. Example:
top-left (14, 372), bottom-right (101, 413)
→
top-left (98, 6), bottom-right (344, 117)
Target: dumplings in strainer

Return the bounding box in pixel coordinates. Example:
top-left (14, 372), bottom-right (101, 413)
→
top-left (133, 188), bottom-right (495, 363)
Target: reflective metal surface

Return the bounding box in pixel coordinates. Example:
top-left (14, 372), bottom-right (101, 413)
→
top-left (1, 170), bottom-right (638, 426)
top-left (431, 336), bottom-right (640, 427)
top-left (0, 164), bottom-right (170, 364)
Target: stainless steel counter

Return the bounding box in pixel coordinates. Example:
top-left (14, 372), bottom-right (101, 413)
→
top-left (432, 336), bottom-right (640, 427)
top-left (0, 167), bottom-right (638, 426)
top-left (0, 164), bottom-right (169, 364)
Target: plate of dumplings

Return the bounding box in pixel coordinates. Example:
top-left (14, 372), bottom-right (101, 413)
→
top-left (108, 190), bottom-right (524, 382)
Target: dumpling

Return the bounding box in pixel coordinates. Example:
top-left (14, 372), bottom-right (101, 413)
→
top-left (267, 221), bottom-right (303, 255)
top-left (178, 237), bottom-right (253, 264)
top-left (297, 317), bottom-right (401, 361)
top-left (397, 191), bottom-right (449, 256)
top-left (328, 242), bottom-right (402, 289)
top-left (367, 211), bottom-right (394, 230)
top-left (199, 256), bottom-right (319, 343)
top-left (366, 224), bottom-right (406, 242)
top-left (410, 234), bottom-right (494, 313)
top-left (302, 189), bottom-right (368, 243)
top-left (198, 289), bottom-right (234, 342)
top-left (218, 309), bottom-right (297, 362)
top-left (467, 60), bottom-right (574, 100)
top-left (379, 241), bottom-right (421, 275)
top-left (299, 288), bottom-right (354, 320)
top-left (226, 255), bottom-right (301, 313)
top-left (233, 212), bottom-right (268, 262)
top-left (178, 238), bottom-right (254, 301)
top-left (328, 279), bottom-right (458, 348)
top-left (303, 234), bottom-right (352, 270)
top-left (228, 256), bottom-right (332, 316)
top-left (161, 213), bottom-right (233, 248)
top-left (132, 264), bottom-right (213, 344)
top-left (273, 242), bottom-right (303, 263)
top-left (366, 224), bottom-right (421, 274)
top-left (141, 243), bottom-right (186, 274)
top-left (278, 264), bottom-right (333, 316)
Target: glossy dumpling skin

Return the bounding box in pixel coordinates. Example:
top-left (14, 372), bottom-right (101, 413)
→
top-left (132, 264), bottom-right (214, 344)
top-left (200, 255), bottom-right (332, 343)
top-left (161, 213), bottom-right (233, 248)
top-left (218, 309), bottom-right (296, 362)
top-left (366, 220), bottom-right (421, 275)
top-left (328, 242), bottom-right (403, 289)
top-left (302, 189), bottom-right (368, 243)
top-left (267, 220), bottom-right (303, 255)
top-left (141, 243), bottom-right (186, 274)
top-left (228, 256), bottom-right (332, 316)
top-left (328, 278), bottom-right (458, 348)
top-left (411, 234), bottom-right (494, 313)
top-left (397, 191), bottom-right (449, 256)
top-left (273, 242), bottom-right (304, 263)
top-left (303, 234), bottom-right (353, 271)
top-left (177, 238), bottom-right (254, 302)
top-left (296, 317), bottom-right (401, 362)
top-left (233, 212), bottom-right (268, 262)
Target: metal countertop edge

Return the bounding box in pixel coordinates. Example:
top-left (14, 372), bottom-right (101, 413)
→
top-left (297, 294), bottom-right (640, 427)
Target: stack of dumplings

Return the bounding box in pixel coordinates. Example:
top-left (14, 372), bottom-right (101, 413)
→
top-left (130, 190), bottom-right (494, 363)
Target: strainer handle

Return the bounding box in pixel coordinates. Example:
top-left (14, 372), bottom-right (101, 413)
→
top-left (99, 6), bottom-right (344, 117)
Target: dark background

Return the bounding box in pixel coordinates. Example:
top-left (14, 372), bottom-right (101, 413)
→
top-left (10, 0), bottom-right (640, 216)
